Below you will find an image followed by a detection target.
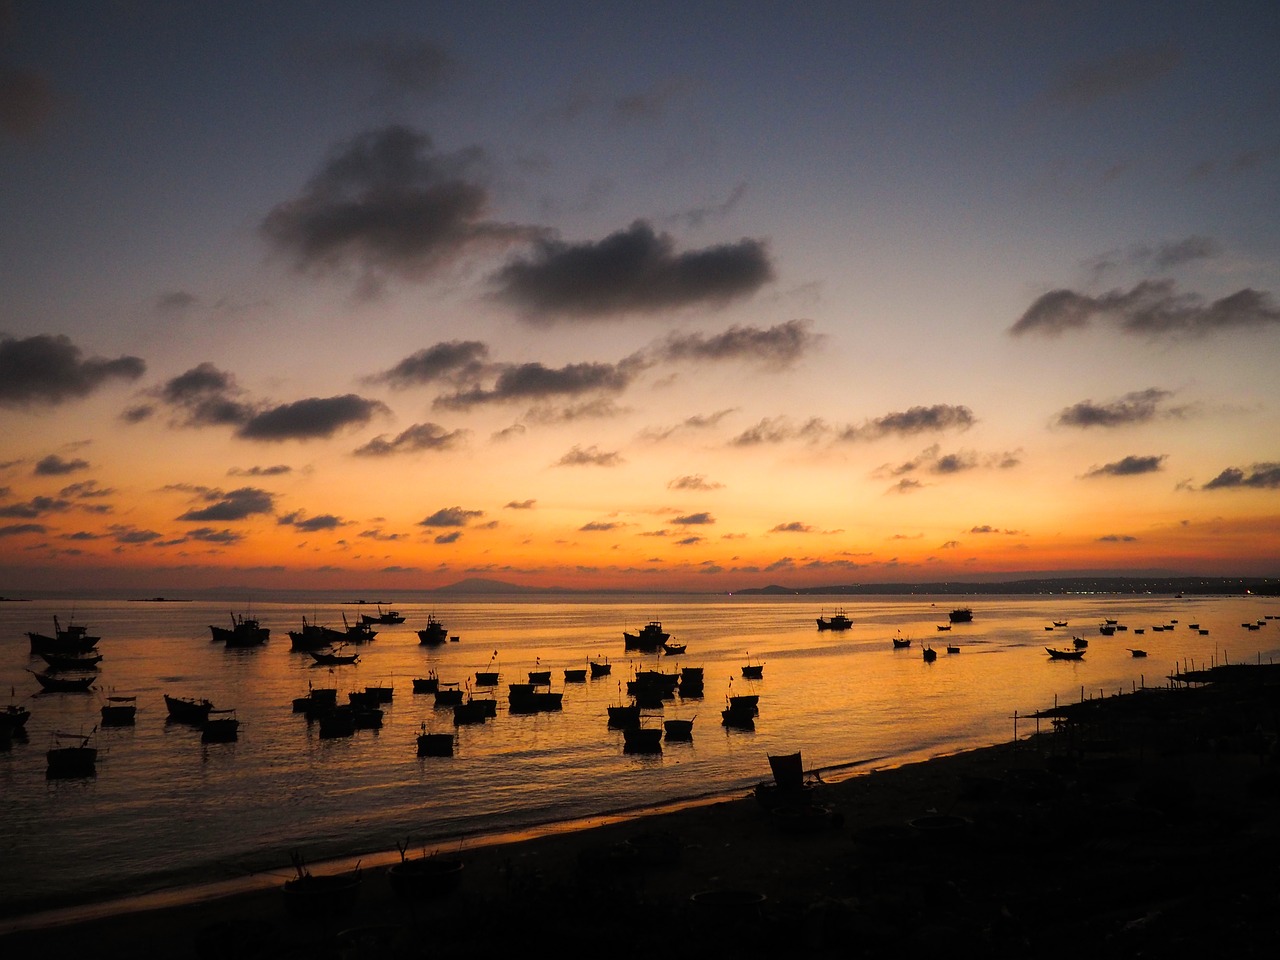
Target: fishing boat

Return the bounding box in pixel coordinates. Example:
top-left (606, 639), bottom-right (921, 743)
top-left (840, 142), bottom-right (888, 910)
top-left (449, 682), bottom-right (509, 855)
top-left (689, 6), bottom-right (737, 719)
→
top-left (210, 612), bottom-right (269, 647)
top-left (661, 640), bottom-right (687, 655)
top-left (317, 707), bottom-right (357, 738)
top-left (937, 624), bottom-right (952, 631)
top-left (309, 646), bottom-right (360, 666)
top-left (412, 672), bottom-right (439, 694)
top-left (46, 729), bottom-right (97, 778)
top-left (453, 696), bottom-right (491, 726)
top-left (1045, 647), bottom-right (1085, 661)
top-left (433, 682), bottom-right (464, 707)
top-left (288, 617), bottom-right (347, 651)
top-left (891, 632), bottom-right (912, 649)
top-left (417, 614), bottom-right (448, 645)
top-left (623, 620), bottom-right (669, 652)
top-left (1128, 648), bottom-right (1148, 658)
top-left (38, 650), bottom-right (103, 671)
top-left (360, 605), bottom-right (405, 625)
top-left (527, 657), bottom-right (552, 685)
top-left (29, 669), bottom-right (96, 692)
top-left (341, 613), bottom-right (377, 643)
top-left (292, 683), bottom-right (338, 714)
top-left (1073, 636), bottom-right (1089, 649)
top-left (201, 709), bottom-right (240, 743)
top-left (721, 700), bottom-right (756, 730)
top-left (475, 651), bottom-right (501, 686)
top-left (282, 853), bottom-right (361, 918)
top-left (622, 725), bottom-right (663, 754)
top-left (946, 644), bottom-right (960, 654)
top-left (1, 704), bottom-right (31, 732)
top-left (165, 694), bottom-right (214, 724)
top-left (563, 667), bottom-right (587, 683)
top-left (1099, 623), bottom-right (1117, 636)
top-left (949, 607), bottom-right (973, 623)
top-left (679, 666), bottom-right (705, 697)
top-left (100, 695), bottom-right (137, 726)
top-left (416, 723), bottom-right (455, 757)
top-left (26, 615), bottom-right (100, 655)
top-left (606, 702), bottom-right (641, 729)
top-left (741, 653), bottom-right (764, 679)
top-left (663, 717), bottom-right (695, 741)
top-left (588, 657), bottom-right (612, 678)
top-left (387, 844), bottom-right (464, 898)
top-left (1053, 620), bottom-right (1068, 627)
top-left (922, 645), bottom-right (937, 663)
top-left (816, 608), bottom-right (853, 631)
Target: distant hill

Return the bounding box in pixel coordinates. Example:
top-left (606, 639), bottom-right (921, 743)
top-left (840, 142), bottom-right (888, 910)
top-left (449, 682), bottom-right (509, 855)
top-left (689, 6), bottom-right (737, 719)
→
top-left (429, 577), bottom-right (564, 594)
top-left (732, 577), bottom-right (1280, 596)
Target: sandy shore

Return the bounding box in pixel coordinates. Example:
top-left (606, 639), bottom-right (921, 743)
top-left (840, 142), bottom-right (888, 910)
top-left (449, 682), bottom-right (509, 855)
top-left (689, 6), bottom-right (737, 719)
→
top-left (4, 667), bottom-right (1279, 958)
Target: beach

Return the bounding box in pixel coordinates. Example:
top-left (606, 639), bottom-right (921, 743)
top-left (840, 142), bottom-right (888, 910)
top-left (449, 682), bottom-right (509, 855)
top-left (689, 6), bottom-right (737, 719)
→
top-left (4, 665), bottom-right (1278, 958)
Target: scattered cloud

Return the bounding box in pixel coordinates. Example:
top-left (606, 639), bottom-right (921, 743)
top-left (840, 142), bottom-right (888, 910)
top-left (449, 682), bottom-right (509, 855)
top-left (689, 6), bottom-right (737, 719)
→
top-left (435, 357), bottom-right (644, 410)
top-left (770, 522), bottom-right (812, 533)
top-left (504, 499), bottom-right (536, 510)
top-left (229, 464), bottom-right (292, 477)
top-left (640, 409), bottom-right (736, 442)
top-left (0, 522), bottom-right (45, 537)
top-left (278, 511), bottom-right (346, 532)
top-left (667, 475), bottom-right (723, 491)
top-left (1083, 455), bottom-right (1166, 478)
top-left (580, 521), bottom-right (622, 532)
top-left (672, 512), bottom-right (715, 525)
top-left (261, 125), bottom-right (540, 295)
top-left (889, 479), bottom-right (923, 494)
top-left (319, 36), bottom-right (458, 100)
top-left (419, 506), bottom-right (486, 527)
top-left (368, 340), bottom-right (490, 389)
top-left (0, 495), bottom-right (70, 518)
top-left (729, 416), bottom-right (827, 446)
top-left (837, 405), bottom-right (976, 442)
top-left (239, 395), bottom-right (389, 441)
top-left (185, 527), bottom-right (244, 544)
top-left (34, 454), bottom-right (89, 476)
top-left (1054, 388), bottom-right (1177, 428)
top-left (489, 219), bottom-right (773, 320)
top-left (1011, 280), bottom-right (1280, 338)
top-left (433, 531), bottom-right (462, 544)
top-left (1043, 45), bottom-right (1182, 108)
top-left (353, 422), bottom-right (467, 456)
top-left (1098, 534), bottom-right (1139, 542)
top-left (1202, 462), bottom-right (1280, 490)
top-left (555, 445), bottom-right (624, 467)
top-left (969, 526), bottom-right (1022, 535)
top-left (176, 487), bottom-right (276, 522)
top-left (940, 540), bottom-right (961, 549)
top-left (657, 320), bottom-right (819, 370)
top-left (0, 334), bottom-right (145, 408)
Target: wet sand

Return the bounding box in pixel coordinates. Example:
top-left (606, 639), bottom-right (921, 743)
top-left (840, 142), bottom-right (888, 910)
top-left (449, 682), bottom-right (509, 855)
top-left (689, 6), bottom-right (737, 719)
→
top-left (3, 667), bottom-right (1279, 958)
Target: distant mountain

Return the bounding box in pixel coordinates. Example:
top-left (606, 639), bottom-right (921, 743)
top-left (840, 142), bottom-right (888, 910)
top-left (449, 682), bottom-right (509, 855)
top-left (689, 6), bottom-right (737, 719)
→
top-left (731, 576), bottom-right (1280, 596)
top-left (429, 577), bottom-right (562, 594)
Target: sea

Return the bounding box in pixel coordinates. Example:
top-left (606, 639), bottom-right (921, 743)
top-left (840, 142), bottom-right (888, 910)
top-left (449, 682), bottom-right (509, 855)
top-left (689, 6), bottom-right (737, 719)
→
top-left (2, 590), bottom-right (1277, 924)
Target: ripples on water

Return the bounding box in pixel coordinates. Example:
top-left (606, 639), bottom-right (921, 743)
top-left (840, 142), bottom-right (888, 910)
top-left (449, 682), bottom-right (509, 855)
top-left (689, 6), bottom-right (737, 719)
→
top-left (2, 592), bottom-right (1277, 916)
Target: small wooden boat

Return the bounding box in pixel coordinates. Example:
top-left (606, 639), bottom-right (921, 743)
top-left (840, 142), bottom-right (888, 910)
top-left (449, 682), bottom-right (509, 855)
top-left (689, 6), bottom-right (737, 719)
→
top-left (416, 723), bottom-right (455, 757)
top-left (1073, 636), bottom-right (1088, 649)
top-left (1098, 623), bottom-right (1116, 635)
top-left (661, 641), bottom-right (687, 656)
top-left (360, 605), bottom-right (405, 625)
top-left (891, 633), bottom-right (911, 649)
top-left (607, 703), bottom-right (641, 729)
top-left (210, 612), bottom-right (269, 647)
top-left (100, 695), bottom-right (137, 726)
top-left (922, 645), bottom-right (937, 663)
top-left (563, 667), bottom-right (587, 683)
top-left (388, 842), bottom-right (463, 898)
top-left (417, 614), bottom-right (447, 645)
top-left (1128, 648), bottom-right (1148, 658)
top-left (165, 693), bottom-right (214, 724)
top-left (740, 653), bottom-right (764, 679)
top-left (433, 682), bottom-right (464, 706)
top-left (29, 669), bottom-right (95, 692)
top-left (282, 854), bottom-right (361, 918)
top-left (46, 729), bottom-right (97, 778)
top-left (201, 709), bottom-right (240, 743)
top-left (1053, 620), bottom-right (1068, 627)
top-left (412, 672), bottom-right (439, 694)
top-left (1, 704), bottom-right (32, 731)
top-left (816, 608), bottom-right (853, 631)
top-left (38, 650), bottom-right (102, 671)
top-left (949, 607), bottom-right (973, 623)
top-left (622, 725), bottom-right (663, 754)
top-left (364, 682), bottom-right (394, 703)
top-left (475, 651), bottom-right (501, 686)
top-left (679, 665), bottom-right (705, 695)
top-left (728, 693), bottom-right (759, 713)
top-left (340, 613), bottom-right (377, 643)
top-left (527, 658), bottom-right (551, 685)
top-left (946, 644), bottom-right (960, 654)
top-left (1045, 647), bottom-right (1085, 661)
top-left (317, 707), bottom-right (357, 738)
top-left (26, 615), bottom-right (100, 654)
top-left (453, 698), bottom-right (490, 726)
top-left (721, 704), bottom-right (756, 730)
top-left (588, 657), bottom-right (612, 678)
top-left (288, 617), bottom-right (347, 651)
top-left (663, 717), bottom-right (694, 741)
top-left (309, 646), bottom-right (359, 666)
top-left (938, 624), bottom-right (953, 631)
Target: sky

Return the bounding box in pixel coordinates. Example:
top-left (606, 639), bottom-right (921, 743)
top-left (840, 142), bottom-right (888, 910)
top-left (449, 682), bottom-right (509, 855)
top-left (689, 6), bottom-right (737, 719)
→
top-left (1, 0), bottom-right (1279, 594)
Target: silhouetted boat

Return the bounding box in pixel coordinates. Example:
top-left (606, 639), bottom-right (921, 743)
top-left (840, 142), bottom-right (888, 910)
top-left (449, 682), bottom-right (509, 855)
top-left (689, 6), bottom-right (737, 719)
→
top-left (100, 695), bottom-right (137, 726)
top-left (816, 608), bottom-right (853, 631)
top-left (661, 641), bottom-right (687, 655)
top-left (1, 704), bottom-right (31, 732)
top-left (29, 670), bottom-right (95, 692)
top-left (922, 645), bottom-right (937, 662)
top-left (417, 614), bottom-right (448, 645)
top-left (589, 657), bottom-right (612, 678)
top-left (210, 612), bottom-right (269, 646)
top-left (309, 646), bottom-right (360, 666)
top-left (607, 703), bottom-right (641, 729)
top-left (891, 633), bottom-right (911, 649)
top-left (38, 650), bottom-right (102, 671)
top-left (721, 701), bottom-right (756, 730)
top-left (433, 682), bottom-right (464, 706)
top-left (663, 717), bottom-right (694, 741)
top-left (475, 650), bottom-right (501, 686)
top-left (1128, 648), bottom-right (1148, 658)
top-left (622, 725), bottom-right (663, 754)
top-left (46, 729), bottom-right (97, 778)
top-left (563, 667), bottom-right (587, 683)
top-left (946, 644), bottom-right (960, 654)
top-left (624, 620), bottom-right (669, 652)
top-left (1045, 647), bottom-right (1085, 661)
top-left (948, 607), bottom-right (973, 623)
top-left (527, 658), bottom-right (551, 685)
top-left (165, 694), bottom-right (214, 723)
top-left (1073, 636), bottom-right (1088, 649)
top-left (360, 605), bottom-right (405, 625)
top-left (412, 672), bottom-right (439, 694)
top-left (741, 654), bottom-right (764, 679)
top-left (201, 709), bottom-right (240, 743)
top-left (387, 846), bottom-right (463, 897)
top-left (27, 616), bottom-right (100, 655)
top-left (416, 723), bottom-right (454, 757)
top-left (282, 854), bottom-right (361, 917)
top-left (289, 617), bottom-right (347, 651)
top-left (340, 613), bottom-right (377, 643)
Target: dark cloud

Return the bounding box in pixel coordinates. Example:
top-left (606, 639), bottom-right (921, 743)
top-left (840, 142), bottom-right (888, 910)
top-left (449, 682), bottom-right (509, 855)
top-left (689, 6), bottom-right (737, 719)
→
top-left (353, 422), bottom-right (467, 457)
top-left (522, 398), bottom-right (628, 425)
top-left (580, 521), bottom-right (621, 532)
top-left (278, 512), bottom-right (346, 532)
top-left (1044, 45), bottom-right (1181, 107)
top-left (889, 479), bottom-right (923, 494)
top-left (1153, 236), bottom-right (1220, 268)
top-left (1084, 455), bottom-right (1166, 478)
top-left (153, 362), bottom-right (256, 428)
top-left (155, 291), bottom-right (199, 314)
top-left (434, 531), bottom-right (462, 544)
top-left (555, 445), bottom-right (624, 467)
top-left (940, 540), bottom-right (961, 550)
top-left (504, 500), bottom-right (536, 510)
top-left (933, 452), bottom-right (978, 474)
top-left (490, 219), bottom-right (773, 320)
top-left (838, 405), bottom-right (976, 442)
top-left (770, 522), bottom-right (812, 533)
top-left (670, 182), bottom-right (748, 230)
top-left (185, 528), bottom-right (244, 544)
top-left (34, 454), bottom-right (89, 476)
top-left (238, 395), bottom-right (389, 441)
top-left (0, 495), bottom-right (69, 518)
top-left (969, 526), bottom-right (1022, 535)
top-left (177, 487), bottom-right (276, 522)
top-left (111, 526), bottom-right (163, 544)
top-left (0, 334), bottom-right (145, 408)
top-left (435, 358), bottom-right (643, 410)
top-left (260, 125), bottom-right (538, 292)
top-left (1011, 280), bottom-right (1280, 338)
top-left (324, 37), bottom-right (457, 98)
top-left (1054, 388), bottom-right (1172, 428)
top-left (675, 536), bottom-right (704, 546)
top-left (0, 522), bottom-right (45, 537)
top-left (0, 64), bottom-right (58, 137)
top-left (668, 475), bottom-right (723, 491)
top-left (657, 320), bottom-right (818, 370)
top-left (370, 340), bottom-right (490, 388)
top-left (672, 512), bottom-right (714, 525)
top-left (729, 416), bottom-right (827, 446)
top-left (360, 528), bottom-right (406, 541)
top-left (1203, 463), bottom-right (1280, 490)
top-left (419, 506), bottom-right (485, 527)
top-left (1098, 534), bottom-right (1139, 542)
top-left (228, 465), bottom-right (292, 477)
top-left (640, 409), bottom-right (737, 442)
top-left (60, 480), bottom-right (112, 499)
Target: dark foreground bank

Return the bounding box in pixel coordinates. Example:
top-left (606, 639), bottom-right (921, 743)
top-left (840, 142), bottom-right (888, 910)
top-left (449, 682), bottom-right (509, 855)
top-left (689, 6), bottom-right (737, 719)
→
top-left (4, 664), bottom-right (1279, 958)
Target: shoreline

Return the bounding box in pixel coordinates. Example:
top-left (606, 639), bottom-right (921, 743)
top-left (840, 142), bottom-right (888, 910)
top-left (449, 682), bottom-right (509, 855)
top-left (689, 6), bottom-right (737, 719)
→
top-left (5, 669), bottom-right (1279, 956)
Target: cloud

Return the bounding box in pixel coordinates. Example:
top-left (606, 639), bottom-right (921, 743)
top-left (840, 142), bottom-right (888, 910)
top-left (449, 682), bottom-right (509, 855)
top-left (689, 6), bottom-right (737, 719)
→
top-left (555, 445), bottom-right (624, 467)
top-left (260, 125), bottom-right (538, 293)
top-left (580, 521), bottom-right (622, 532)
top-left (152, 362), bottom-right (255, 428)
top-left (369, 340), bottom-right (491, 389)
top-left (0, 334), bottom-right (145, 408)
top-left (176, 487), bottom-right (276, 522)
top-left (322, 37), bottom-right (457, 99)
top-left (672, 512), bottom-right (715, 525)
top-left (34, 454), bottom-right (89, 476)
top-left (353, 422), bottom-right (467, 456)
top-left (1084, 455), bottom-right (1166, 478)
top-left (1011, 280), bottom-right (1280, 338)
top-left (0, 63), bottom-right (58, 137)
top-left (657, 320), bottom-right (819, 370)
top-left (940, 540), bottom-right (961, 549)
top-left (1098, 534), bottom-right (1139, 542)
top-left (434, 531), bottom-right (462, 544)
top-left (1202, 462), bottom-right (1280, 490)
top-left (675, 536), bottom-right (704, 546)
top-left (59, 480), bottom-right (112, 499)
top-left (185, 527), bottom-right (245, 544)
top-left (155, 290), bottom-right (199, 314)
top-left (969, 526), bottom-right (1022, 535)
top-left (278, 511), bottom-right (346, 532)
top-left (838, 405), bottom-right (976, 442)
top-left (504, 499), bottom-right (536, 510)
top-left (889, 479), bottom-right (923, 494)
top-left (228, 464), bottom-right (292, 477)
top-left (239, 395), bottom-right (389, 441)
top-left (435, 357), bottom-right (644, 410)
top-left (419, 506), bottom-right (485, 527)
top-left (489, 219), bottom-right (773, 319)
top-left (360, 528), bottom-right (405, 541)
top-left (729, 416), bottom-right (828, 446)
top-left (0, 522), bottom-right (45, 537)
top-left (668, 475), bottom-right (723, 491)
top-left (770, 522), bottom-right (812, 533)
top-left (1044, 45), bottom-right (1181, 107)
top-left (1054, 388), bottom-right (1174, 428)
top-left (1152, 235), bottom-right (1221, 268)
top-left (640, 409), bottom-right (737, 442)
top-left (0, 495), bottom-right (69, 518)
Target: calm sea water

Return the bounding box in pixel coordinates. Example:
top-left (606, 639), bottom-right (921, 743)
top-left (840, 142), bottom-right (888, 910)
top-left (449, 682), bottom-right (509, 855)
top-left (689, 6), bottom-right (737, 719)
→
top-left (2, 591), bottom-right (1277, 920)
